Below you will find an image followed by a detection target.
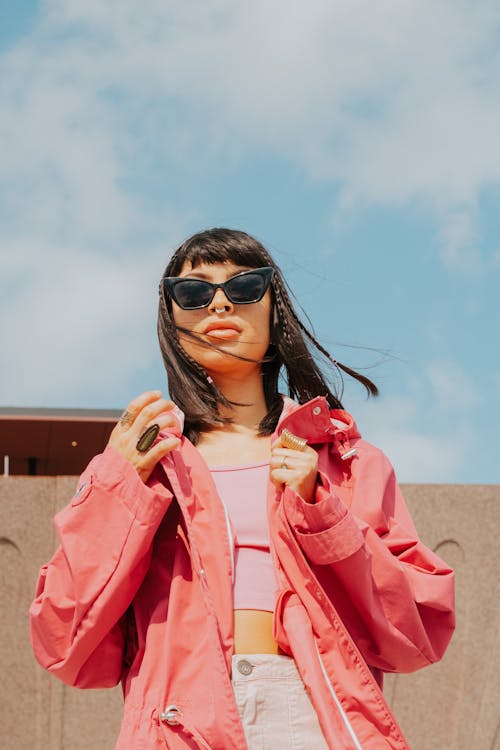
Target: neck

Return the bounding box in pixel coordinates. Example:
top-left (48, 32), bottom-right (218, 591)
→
top-left (209, 369), bottom-right (268, 431)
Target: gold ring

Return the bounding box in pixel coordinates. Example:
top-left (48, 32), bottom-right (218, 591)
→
top-left (281, 458), bottom-right (288, 470)
top-left (119, 410), bottom-right (134, 427)
top-left (136, 424), bottom-right (160, 452)
top-left (280, 428), bottom-right (307, 452)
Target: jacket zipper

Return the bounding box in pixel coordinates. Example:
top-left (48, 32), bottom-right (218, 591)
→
top-left (314, 639), bottom-right (363, 750)
top-left (220, 498), bottom-right (235, 584)
top-left (159, 457), bottom-right (245, 750)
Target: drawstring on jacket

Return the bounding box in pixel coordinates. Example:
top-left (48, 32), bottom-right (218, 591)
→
top-left (332, 427), bottom-right (358, 462)
top-left (154, 706), bottom-right (214, 750)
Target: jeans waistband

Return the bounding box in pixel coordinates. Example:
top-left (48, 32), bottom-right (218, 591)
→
top-left (231, 653), bottom-right (299, 682)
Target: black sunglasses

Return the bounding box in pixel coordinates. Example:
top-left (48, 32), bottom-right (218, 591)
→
top-left (162, 266), bottom-right (275, 310)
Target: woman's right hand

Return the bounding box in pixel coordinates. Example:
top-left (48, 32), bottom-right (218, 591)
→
top-left (108, 391), bottom-right (181, 483)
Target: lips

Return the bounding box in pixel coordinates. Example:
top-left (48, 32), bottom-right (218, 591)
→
top-left (204, 320), bottom-right (241, 339)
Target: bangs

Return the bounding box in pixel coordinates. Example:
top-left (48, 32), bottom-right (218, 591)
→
top-left (164, 228), bottom-right (273, 277)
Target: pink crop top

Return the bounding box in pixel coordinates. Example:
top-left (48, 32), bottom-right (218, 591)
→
top-left (210, 462), bottom-right (277, 612)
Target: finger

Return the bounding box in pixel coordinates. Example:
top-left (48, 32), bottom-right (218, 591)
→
top-left (133, 398), bottom-right (176, 433)
top-left (119, 390), bottom-right (163, 429)
top-left (274, 432), bottom-right (306, 450)
top-left (271, 448), bottom-right (305, 458)
top-left (269, 455), bottom-right (296, 470)
top-left (270, 450), bottom-right (310, 469)
top-left (138, 436), bottom-right (181, 469)
top-left (269, 467), bottom-right (292, 486)
top-left (271, 444), bottom-right (316, 457)
top-left (156, 413), bottom-right (180, 433)
top-left (271, 433), bottom-right (287, 448)
top-left (271, 435), bottom-right (297, 452)
top-left (269, 471), bottom-right (284, 488)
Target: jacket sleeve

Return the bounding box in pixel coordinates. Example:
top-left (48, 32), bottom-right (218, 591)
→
top-left (29, 445), bottom-right (174, 688)
top-left (283, 444), bottom-right (455, 674)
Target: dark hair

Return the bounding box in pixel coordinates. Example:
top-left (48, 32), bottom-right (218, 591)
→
top-left (158, 228), bottom-right (378, 443)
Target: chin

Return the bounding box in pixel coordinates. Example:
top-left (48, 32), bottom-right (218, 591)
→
top-left (207, 351), bottom-right (267, 377)
top-left (181, 333), bottom-right (270, 375)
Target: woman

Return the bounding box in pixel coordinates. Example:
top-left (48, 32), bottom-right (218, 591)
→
top-left (30, 228), bottom-right (455, 750)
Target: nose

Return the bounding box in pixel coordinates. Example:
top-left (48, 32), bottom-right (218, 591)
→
top-left (209, 286), bottom-right (233, 312)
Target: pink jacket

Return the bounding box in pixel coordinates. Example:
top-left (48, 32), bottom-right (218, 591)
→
top-left (30, 396), bottom-right (455, 749)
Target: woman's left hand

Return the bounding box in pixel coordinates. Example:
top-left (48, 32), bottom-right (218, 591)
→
top-left (270, 436), bottom-right (319, 503)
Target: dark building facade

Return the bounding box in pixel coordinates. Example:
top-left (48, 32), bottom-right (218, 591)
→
top-left (0, 407), bottom-right (121, 476)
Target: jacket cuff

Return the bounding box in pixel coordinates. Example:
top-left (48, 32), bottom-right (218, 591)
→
top-left (289, 472), bottom-right (347, 532)
top-left (294, 513), bottom-right (365, 564)
top-left (284, 472), bottom-right (364, 564)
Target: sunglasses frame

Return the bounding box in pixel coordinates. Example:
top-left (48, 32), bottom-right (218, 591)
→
top-left (162, 266), bottom-right (275, 310)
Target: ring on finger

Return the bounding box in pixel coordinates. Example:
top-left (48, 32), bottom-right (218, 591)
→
top-left (281, 428), bottom-right (307, 452)
top-left (119, 410), bottom-right (134, 427)
top-left (136, 424), bottom-right (160, 453)
top-left (281, 457), bottom-right (288, 470)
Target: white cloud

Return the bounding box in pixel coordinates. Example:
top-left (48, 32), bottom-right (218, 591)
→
top-left (354, 394), bottom-right (468, 483)
top-left (1, 0), bottom-right (498, 409)
top-left (426, 359), bottom-right (481, 411)
top-left (0, 40), bottom-right (134, 241)
top-left (41, 1), bottom-right (500, 267)
top-left (437, 207), bottom-right (481, 271)
top-left (351, 357), bottom-right (480, 482)
top-left (0, 237), bottom-right (187, 406)
top-left (357, 396), bottom-right (468, 483)
top-left (2, 1), bottom-right (499, 252)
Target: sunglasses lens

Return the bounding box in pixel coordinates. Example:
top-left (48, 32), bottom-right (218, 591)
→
top-left (173, 280), bottom-right (213, 309)
top-left (166, 268), bottom-right (273, 309)
top-left (227, 272), bottom-right (266, 303)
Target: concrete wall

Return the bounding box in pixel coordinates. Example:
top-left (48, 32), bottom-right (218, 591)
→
top-left (1, 476), bottom-right (498, 750)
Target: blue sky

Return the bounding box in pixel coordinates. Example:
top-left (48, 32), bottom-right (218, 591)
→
top-left (1, 1), bottom-right (499, 483)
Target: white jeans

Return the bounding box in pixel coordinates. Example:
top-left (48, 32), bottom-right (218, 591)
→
top-left (231, 654), bottom-right (329, 750)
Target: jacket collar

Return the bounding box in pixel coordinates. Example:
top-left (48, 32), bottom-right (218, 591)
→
top-left (166, 394), bottom-right (360, 447)
top-left (276, 395), bottom-right (360, 445)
